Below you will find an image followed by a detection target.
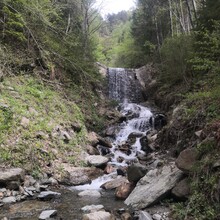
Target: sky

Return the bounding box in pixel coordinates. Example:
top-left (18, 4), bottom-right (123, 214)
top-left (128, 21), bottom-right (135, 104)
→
top-left (95, 0), bottom-right (136, 17)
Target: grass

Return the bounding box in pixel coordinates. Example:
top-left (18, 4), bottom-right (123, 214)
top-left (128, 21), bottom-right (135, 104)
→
top-left (0, 74), bottom-right (89, 176)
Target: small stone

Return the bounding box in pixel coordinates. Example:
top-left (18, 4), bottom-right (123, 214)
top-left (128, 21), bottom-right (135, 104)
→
top-left (0, 188), bottom-right (7, 193)
top-left (195, 130), bottom-right (203, 138)
top-left (152, 214), bottom-right (162, 220)
top-left (6, 189), bottom-right (11, 197)
top-left (48, 177), bottom-right (58, 186)
top-left (38, 191), bottom-right (61, 200)
top-left (2, 196), bottom-right (16, 204)
top-left (78, 190), bottom-right (101, 198)
top-left (24, 175), bottom-right (36, 187)
top-left (21, 117), bottom-right (30, 128)
top-left (19, 186), bottom-right (25, 194)
top-left (0, 192), bottom-right (4, 198)
top-left (81, 204), bottom-right (104, 213)
top-left (24, 187), bottom-right (34, 196)
top-left (115, 182), bottom-right (134, 200)
top-left (121, 212), bottom-right (132, 220)
top-left (12, 191), bottom-right (19, 196)
top-left (39, 210), bottom-right (57, 220)
top-left (82, 211), bottom-right (114, 220)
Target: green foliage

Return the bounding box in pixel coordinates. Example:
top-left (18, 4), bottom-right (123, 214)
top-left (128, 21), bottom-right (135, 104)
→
top-left (190, 21), bottom-right (220, 74)
top-left (160, 35), bottom-right (193, 85)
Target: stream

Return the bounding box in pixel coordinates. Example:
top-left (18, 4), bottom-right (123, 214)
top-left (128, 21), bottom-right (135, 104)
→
top-left (0, 68), bottom-right (163, 219)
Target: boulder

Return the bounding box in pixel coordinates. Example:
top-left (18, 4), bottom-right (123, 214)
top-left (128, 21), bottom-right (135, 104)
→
top-left (97, 145), bottom-right (111, 156)
top-left (39, 210), bottom-right (57, 220)
top-left (127, 132), bottom-right (143, 145)
top-left (171, 178), bottom-right (190, 199)
top-left (115, 182), bottom-right (134, 200)
top-left (104, 164), bottom-right (116, 174)
top-left (121, 212), bottom-right (132, 220)
top-left (71, 122), bottom-right (82, 132)
top-left (55, 165), bottom-right (103, 186)
top-left (176, 148), bottom-right (199, 172)
top-left (98, 137), bottom-right (113, 149)
top-left (125, 162), bottom-right (183, 209)
top-left (86, 155), bottom-right (109, 167)
top-left (0, 168), bottom-right (25, 187)
top-left (127, 164), bottom-right (147, 183)
top-left (37, 191), bottom-right (61, 200)
top-left (2, 196), bottom-right (16, 204)
top-left (87, 132), bottom-right (99, 147)
top-left (86, 145), bottom-right (100, 155)
top-left (78, 190), bottom-right (101, 198)
top-left (101, 177), bottom-right (128, 190)
top-left (82, 211), bottom-right (115, 220)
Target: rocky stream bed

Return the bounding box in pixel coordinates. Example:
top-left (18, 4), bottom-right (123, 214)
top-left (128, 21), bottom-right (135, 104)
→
top-left (0, 68), bottom-right (192, 220)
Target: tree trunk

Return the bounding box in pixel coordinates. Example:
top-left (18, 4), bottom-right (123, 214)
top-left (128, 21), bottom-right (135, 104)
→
top-left (168, 0), bottom-right (174, 37)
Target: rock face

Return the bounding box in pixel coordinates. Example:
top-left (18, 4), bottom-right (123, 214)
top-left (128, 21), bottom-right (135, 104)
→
top-left (176, 148), bottom-right (199, 172)
top-left (0, 168), bottom-right (25, 187)
top-left (125, 163), bottom-right (183, 209)
top-left (82, 211), bottom-right (114, 220)
top-left (86, 155), bottom-right (109, 167)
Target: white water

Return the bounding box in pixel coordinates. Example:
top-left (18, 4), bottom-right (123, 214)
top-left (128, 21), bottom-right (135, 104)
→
top-left (71, 68), bottom-right (153, 191)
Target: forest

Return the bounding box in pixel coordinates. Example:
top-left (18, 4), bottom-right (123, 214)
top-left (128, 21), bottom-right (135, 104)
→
top-left (0, 0), bottom-right (220, 219)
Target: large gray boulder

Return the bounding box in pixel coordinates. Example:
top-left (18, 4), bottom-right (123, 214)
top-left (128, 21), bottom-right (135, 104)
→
top-left (125, 162), bottom-right (183, 209)
top-left (0, 168), bottom-right (25, 186)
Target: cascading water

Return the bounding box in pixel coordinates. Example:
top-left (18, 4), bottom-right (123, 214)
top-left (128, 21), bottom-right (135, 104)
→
top-left (73, 68), bottom-right (154, 190)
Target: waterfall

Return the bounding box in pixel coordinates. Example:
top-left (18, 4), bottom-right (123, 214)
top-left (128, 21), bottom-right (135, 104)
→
top-left (108, 68), bottom-right (143, 103)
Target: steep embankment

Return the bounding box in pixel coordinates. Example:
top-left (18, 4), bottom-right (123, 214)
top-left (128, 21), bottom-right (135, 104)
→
top-left (137, 65), bottom-right (220, 219)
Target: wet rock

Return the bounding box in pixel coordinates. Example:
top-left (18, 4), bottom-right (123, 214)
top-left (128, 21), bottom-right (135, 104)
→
top-left (115, 182), bottom-right (134, 200)
top-left (104, 164), bottom-right (116, 174)
top-left (86, 145), bottom-right (100, 155)
top-left (140, 136), bottom-right (153, 154)
top-left (176, 148), bottom-right (199, 172)
top-left (118, 143), bottom-right (132, 155)
top-left (86, 155), bottom-right (109, 167)
top-left (98, 137), bottom-right (113, 149)
top-left (2, 196), bottom-right (16, 204)
top-left (171, 178), bottom-right (190, 199)
top-left (81, 204), bottom-right (104, 213)
top-left (127, 132), bottom-right (143, 145)
top-left (97, 145), bottom-right (111, 156)
top-left (39, 210), bottom-right (57, 220)
top-left (38, 191), bottom-right (61, 200)
top-left (127, 164), bottom-right (147, 183)
top-left (116, 168), bottom-right (126, 176)
top-left (55, 165), bottom-right (103, 186)
top-left (101, 177), bottom-right (128, 190)
top-left (139, 211), bottom-right (153, 220)
top-left (78, 190), bottom-right (101, 198)
top-left (0, 168), bottom-right (25, 186)
top-left (21, 117), bottom-right (30, 128)
top-left (150, 114), bottom-right (167, 130)
top-left (125, 162), bottom-right (183, 209)
top-left (82, 211), bottom-right (114, 220)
